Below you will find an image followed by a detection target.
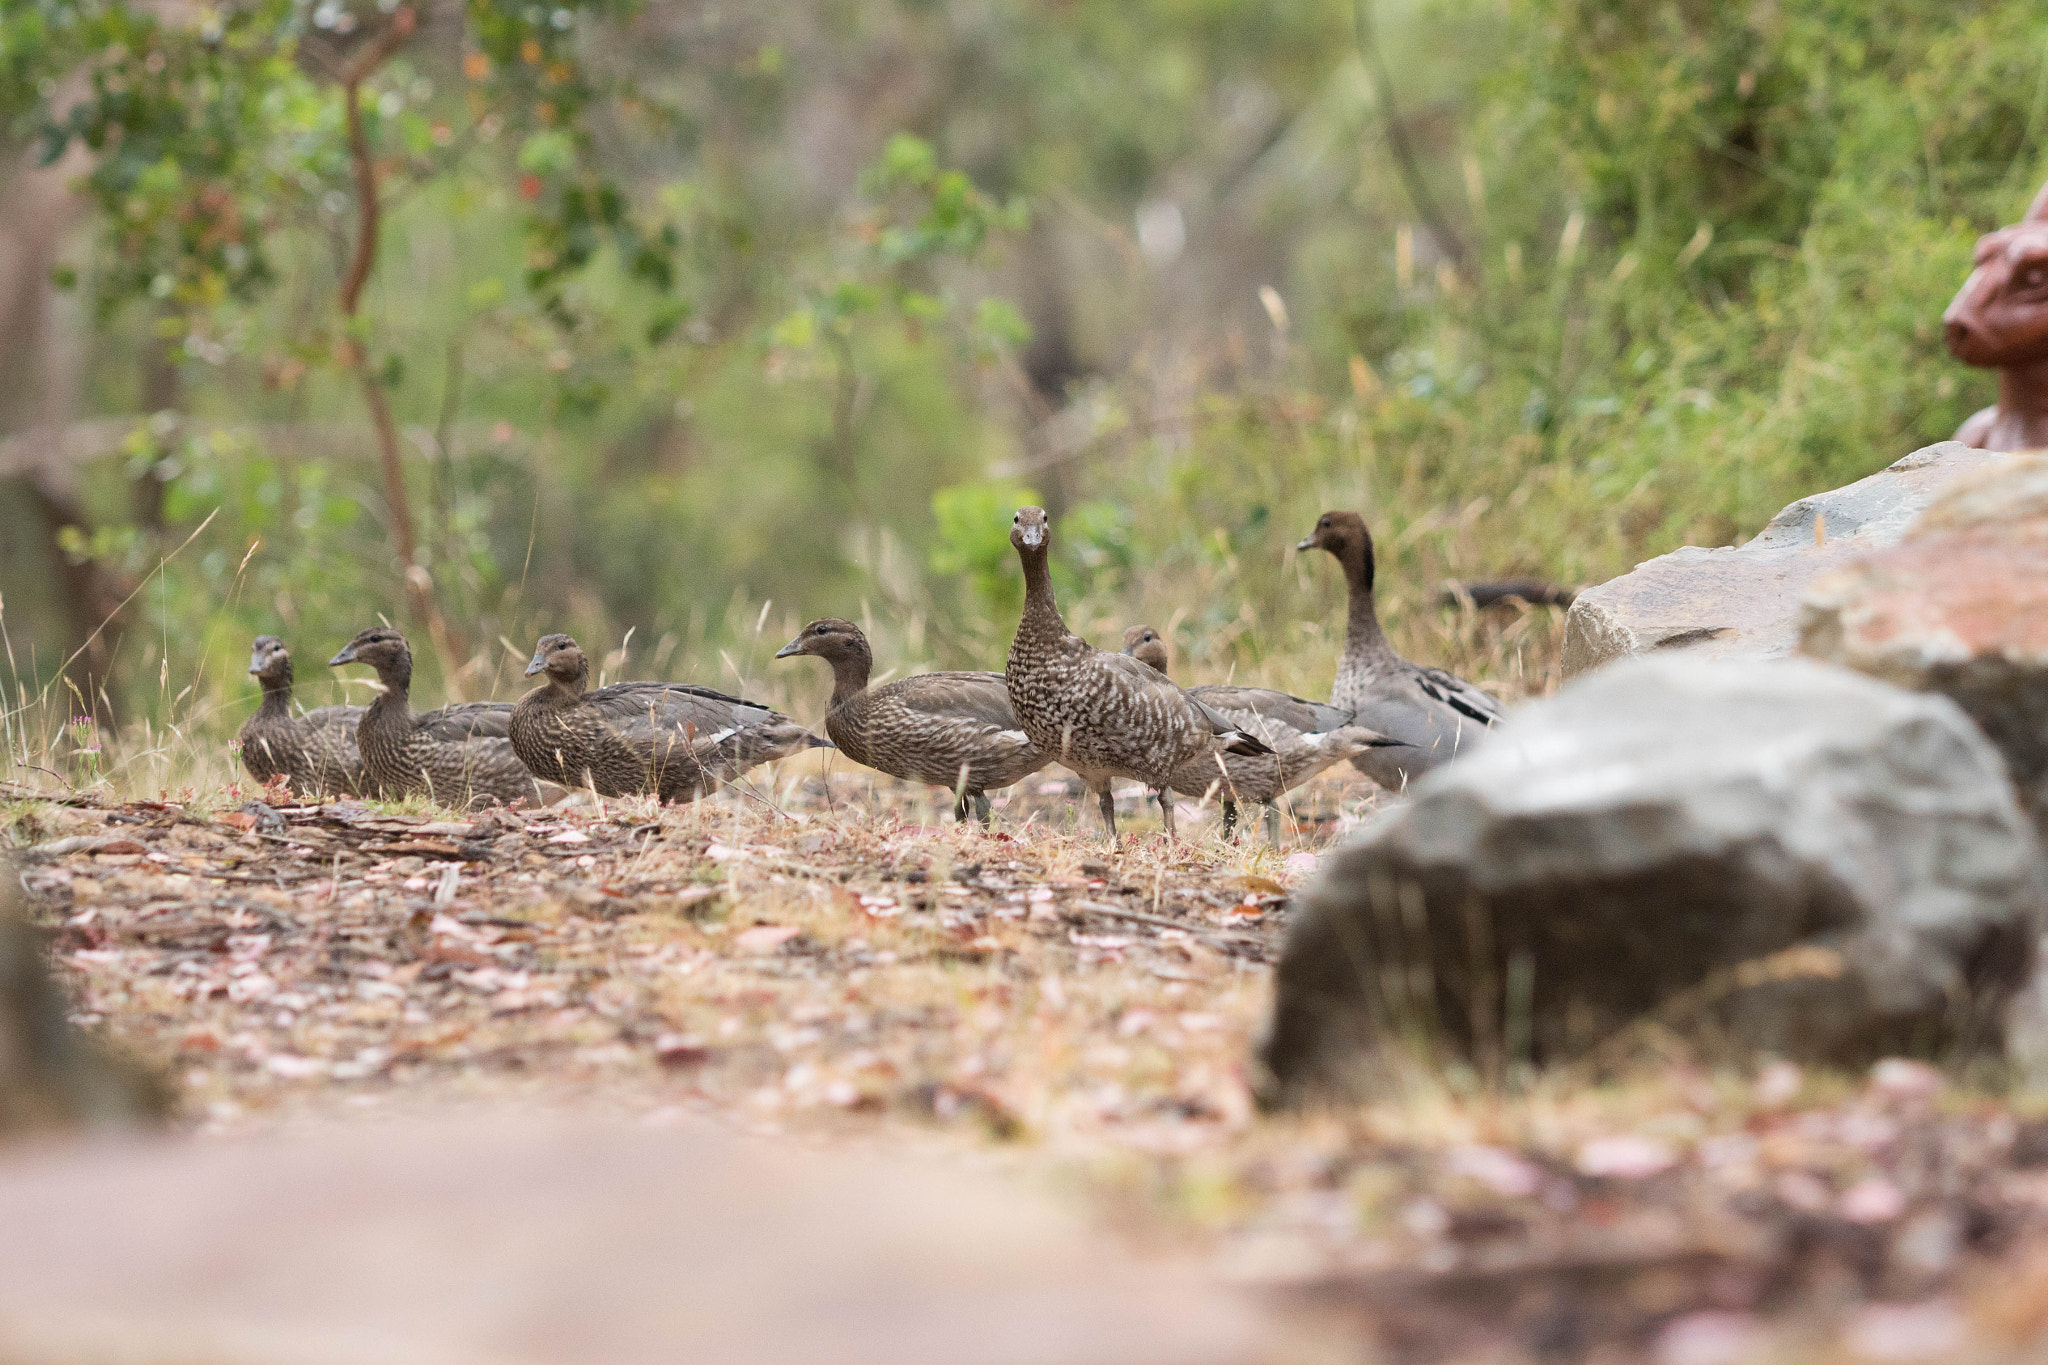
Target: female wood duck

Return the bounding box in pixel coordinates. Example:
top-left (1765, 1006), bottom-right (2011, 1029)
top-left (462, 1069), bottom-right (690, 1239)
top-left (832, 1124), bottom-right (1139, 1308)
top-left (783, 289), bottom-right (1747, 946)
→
top-left (776, 617), bottom-right (1048, 823)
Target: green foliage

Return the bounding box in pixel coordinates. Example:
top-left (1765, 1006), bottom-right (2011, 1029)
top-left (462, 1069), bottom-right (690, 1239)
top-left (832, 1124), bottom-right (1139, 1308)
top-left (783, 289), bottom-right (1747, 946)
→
top-left (929, 479), bottom-right (1041, 619)
top-left (6, 0), bottom-right (2048, 758)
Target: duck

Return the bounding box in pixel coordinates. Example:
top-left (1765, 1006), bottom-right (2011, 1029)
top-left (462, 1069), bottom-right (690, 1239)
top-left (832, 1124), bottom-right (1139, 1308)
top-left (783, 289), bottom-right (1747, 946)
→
top-left (513, 633), bottom-right (826, 802)
top-left (328, 627), bottom-right (550, 809)
top-left (1296, 510), bottom-right (1503, 788)
top-left (774, 617), bottom-right (1050, 823)
top-left (1119, 625), bottom-right (1407, 837)
top-left (1003, 506), bottom-right (1271, 844)
top-left (237, 635), bottom-right (365, 797)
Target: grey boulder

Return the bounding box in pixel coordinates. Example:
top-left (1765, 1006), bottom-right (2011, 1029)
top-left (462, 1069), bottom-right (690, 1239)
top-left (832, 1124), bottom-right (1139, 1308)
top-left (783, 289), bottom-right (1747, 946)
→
top-left (1562, 442), bottom-right (2000, 676)
top-left (1258, 655), bottom-right (2045, 1106)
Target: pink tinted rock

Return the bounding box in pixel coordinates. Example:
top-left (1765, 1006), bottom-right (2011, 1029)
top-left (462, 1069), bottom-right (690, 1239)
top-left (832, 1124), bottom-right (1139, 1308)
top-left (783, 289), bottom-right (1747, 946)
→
top-left (1802, 453), bottom-right (2048, 831)
top-left (0, 1115), bottom-right (1307, 1365)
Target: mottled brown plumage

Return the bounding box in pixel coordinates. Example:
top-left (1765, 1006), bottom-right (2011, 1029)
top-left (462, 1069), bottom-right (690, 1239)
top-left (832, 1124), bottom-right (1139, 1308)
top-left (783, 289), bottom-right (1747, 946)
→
top-left (775, 618), bottom-right (1049, 823)
top-left (1120, 624), bottom-right (1407, 837)
top-left (511, 634), bottom-right (824, 802)
top-left (328, 628), bottom-right (547, 810)
top-left (1298, 511), bottom-right (1502, 789)
top-left (237, 636), bottom-right (365, 797)
top-left (1004, 506), bottom-right (1270, 844)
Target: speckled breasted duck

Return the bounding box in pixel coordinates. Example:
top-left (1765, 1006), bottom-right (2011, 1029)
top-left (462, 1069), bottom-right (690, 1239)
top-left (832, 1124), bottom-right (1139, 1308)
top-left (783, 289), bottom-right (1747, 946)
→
top-left (237, 635), bottom-right (365, 797)
top-left (1120, 625), bottom-right (1406, 837)
top-left (775, 617), bottom-right (1049, 824)
top-left (328, 627), bottom-right (548, 809)
top-left (513, 633), bottom-right (824, 802)
top-left (1297, 510), bottom-right (1502, 788)
top-left (1004, 506), bottom-right (1271, 844)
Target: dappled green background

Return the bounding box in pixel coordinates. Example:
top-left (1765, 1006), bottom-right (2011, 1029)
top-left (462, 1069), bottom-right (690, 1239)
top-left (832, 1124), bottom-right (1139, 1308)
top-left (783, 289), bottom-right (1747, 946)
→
top-left (2, 0), bottom-right (2043, 787)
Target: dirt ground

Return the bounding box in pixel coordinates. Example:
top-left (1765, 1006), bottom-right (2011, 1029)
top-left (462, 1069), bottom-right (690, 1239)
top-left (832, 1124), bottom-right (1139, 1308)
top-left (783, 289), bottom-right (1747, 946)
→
top-left (11, 766), bottom-right (2048, 1364)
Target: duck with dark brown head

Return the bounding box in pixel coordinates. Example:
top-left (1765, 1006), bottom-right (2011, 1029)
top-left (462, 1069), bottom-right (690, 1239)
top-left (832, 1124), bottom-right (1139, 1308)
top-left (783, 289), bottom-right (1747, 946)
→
top-left (775, 617), bottom-right (1048, 824)
top-left (512, 633), bottom-right (825, 803)
top-left (237, 636), bottom-right (365, 797)
top-left (329, 627), bottom-right (547, 810)
top-left (1004, 506), bottom-right (1271, 845)
top-left (1297, 511), bottom-right (1502, 789)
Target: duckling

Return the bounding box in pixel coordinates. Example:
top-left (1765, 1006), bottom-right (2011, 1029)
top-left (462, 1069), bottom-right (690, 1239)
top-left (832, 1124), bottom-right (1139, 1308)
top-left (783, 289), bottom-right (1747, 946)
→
top-left (328, 627), bottom-right (549, 809)
top-left (237, 635), bottom-right (365, 797)
top-left (1004, 506), bottom-right (1271, 845)
top-left (775, 617), bottom-right (1050, 823)
top-left (1297, 511), bottom-right (1502, 788)
top-left (1120, 625), bottom-right (1407, 838)
top-left (513, 633), bottom-right (825, 802)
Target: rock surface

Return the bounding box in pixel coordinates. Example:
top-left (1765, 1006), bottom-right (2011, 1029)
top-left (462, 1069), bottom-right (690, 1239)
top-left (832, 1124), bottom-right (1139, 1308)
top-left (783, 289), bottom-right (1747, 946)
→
top-left (0, 866), bottom-right (163, 1134)
top-left (1802, 453), bottom-right (2048, 835)
top-left (0, 1113), bottom-right (1306, 1365)
top-left (1258, 656), bottom-right (2045, 1106)
top-left (1561, 443), bottom-right (2000, 676)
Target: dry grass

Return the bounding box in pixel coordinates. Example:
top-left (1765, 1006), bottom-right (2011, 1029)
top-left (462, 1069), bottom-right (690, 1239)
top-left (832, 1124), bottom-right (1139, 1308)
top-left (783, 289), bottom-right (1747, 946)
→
top-left (9, 758), bottom-right (2048, 1363)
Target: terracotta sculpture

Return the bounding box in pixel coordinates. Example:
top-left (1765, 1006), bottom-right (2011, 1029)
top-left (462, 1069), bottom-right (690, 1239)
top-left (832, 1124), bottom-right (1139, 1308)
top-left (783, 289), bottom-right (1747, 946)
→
top-left (1945, 181), bottom-right (2048, 450)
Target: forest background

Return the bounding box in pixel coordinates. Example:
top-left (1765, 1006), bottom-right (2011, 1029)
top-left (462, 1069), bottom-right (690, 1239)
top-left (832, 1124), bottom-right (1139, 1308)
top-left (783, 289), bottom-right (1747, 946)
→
top-left (2, 0), bottom-right (2043, 787)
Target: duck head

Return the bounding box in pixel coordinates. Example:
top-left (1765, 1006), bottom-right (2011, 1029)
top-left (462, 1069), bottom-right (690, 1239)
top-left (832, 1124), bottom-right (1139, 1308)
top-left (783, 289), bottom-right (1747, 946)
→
top-left (1120, 625), bottom-right (1169, 675)
top-left (525, 633), bottom-right (589, 691)
top-left (775, 617), bottom-right (867, 662)
top-left (328, 627), bottom-right (412, 690)
top-left (248, 635), bottom-right (291, 681)
top-left (1010, 505), bottom-right (1049, 554)
top-left (1297, 510), bottom-right (1376, 593)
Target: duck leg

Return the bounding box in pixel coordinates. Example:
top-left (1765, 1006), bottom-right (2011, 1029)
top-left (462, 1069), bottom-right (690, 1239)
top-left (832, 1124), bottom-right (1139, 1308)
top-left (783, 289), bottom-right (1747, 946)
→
top-left (1096, 786), bottom-right (1119, 845)
top-left (953, 791), bottom-right (973, 824)
top-left (1156, 787), bottom-right (1178, 843)
top-left (1220, 800), bottom-right (1240, 841)
top-left (973, 792), bottom-right (994, 826)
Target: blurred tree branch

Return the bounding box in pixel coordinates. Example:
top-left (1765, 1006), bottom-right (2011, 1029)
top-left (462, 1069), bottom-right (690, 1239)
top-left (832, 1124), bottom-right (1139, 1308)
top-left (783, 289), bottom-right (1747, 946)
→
top-left (1353, 0), bottom-right (1470, 281)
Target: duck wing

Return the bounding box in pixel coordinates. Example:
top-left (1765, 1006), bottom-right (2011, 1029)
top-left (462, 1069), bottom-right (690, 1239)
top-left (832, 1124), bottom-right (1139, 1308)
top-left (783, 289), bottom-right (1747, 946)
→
top-left (1186, 685), bottom-right (1351, 738)
top-left (1411, 665), bottom-right (1504, 727)
top-left (416, 701), bottom-right (515, 742)
top-left (879, 672), bottom-right (1022, 731)
top-left (582, 681), bottom-right (782, 742)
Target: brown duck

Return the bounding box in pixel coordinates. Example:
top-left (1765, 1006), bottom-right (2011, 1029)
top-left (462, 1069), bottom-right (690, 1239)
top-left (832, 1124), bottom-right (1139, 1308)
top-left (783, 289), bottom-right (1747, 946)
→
top-left (328, 627), bottom-right (548, 809)
top-left (775, 617), bottom-right (1050, 823)
top-left (1297, 511), bottom-right (1502, 789)
top-left (1004, 506), bottom-right (1271, 844)
top-left (513, 633), bottom-right (825, 802)
top-left (1120, 625), bottom-right (1407, 837)
top-left (237, 635), bottom-right (365, 797)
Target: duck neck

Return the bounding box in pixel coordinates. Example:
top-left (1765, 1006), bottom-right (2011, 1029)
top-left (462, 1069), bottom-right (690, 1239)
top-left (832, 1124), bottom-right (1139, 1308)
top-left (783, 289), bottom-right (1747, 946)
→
top-left (1017, 546), bottom-right (1066, 642)
top-left (825, 644), bottom-right (873, 709)
top-left (366, 656), bottom-right (415, 726)
top-left (256, 660), bottom-right (294, 718)
top-left (1340, 547), bottom-right (1391, 660)
top-left (547, 666), bottom-right (587, 705)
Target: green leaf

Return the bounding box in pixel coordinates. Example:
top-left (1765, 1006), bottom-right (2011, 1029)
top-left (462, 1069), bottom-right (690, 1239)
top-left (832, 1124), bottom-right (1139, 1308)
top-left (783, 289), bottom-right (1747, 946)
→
top-left (517, 129), bottom-right (577, 176)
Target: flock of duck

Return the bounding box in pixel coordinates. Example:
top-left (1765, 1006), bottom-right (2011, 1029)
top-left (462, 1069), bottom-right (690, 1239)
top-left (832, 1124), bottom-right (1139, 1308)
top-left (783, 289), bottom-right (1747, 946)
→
top-left (237, 509), bottom-right (1503, 844)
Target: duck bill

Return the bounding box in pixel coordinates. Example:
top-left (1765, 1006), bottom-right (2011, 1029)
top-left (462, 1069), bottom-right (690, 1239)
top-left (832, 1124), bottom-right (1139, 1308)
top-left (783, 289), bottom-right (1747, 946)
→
top-left (1294, 535), bottom-right (1317, 552)
top-left (524, 650), bottom-right (548, 677)
top-left (327, 644), bottom-right (358, 666)
top-left (772, 637), bottom-right (805, 659)
top-left (247, 652), bottom-right (266, 675)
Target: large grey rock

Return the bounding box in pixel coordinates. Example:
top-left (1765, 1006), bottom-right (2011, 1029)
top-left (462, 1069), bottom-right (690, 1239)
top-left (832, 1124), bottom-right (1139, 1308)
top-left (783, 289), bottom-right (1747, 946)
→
top-left (1258, 656), bottom-right (2046, 1106)
top-left (1562, 443), bottom-right (2001, 676)
top-left (0, 1114), bottom-right (1311, 1365)
top-left (1802, 453), bottom-right (2048, 837)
